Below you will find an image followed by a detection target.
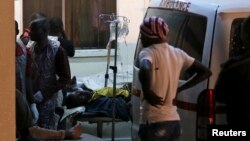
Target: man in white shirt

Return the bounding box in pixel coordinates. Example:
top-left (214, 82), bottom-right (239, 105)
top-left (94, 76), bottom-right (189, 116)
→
top-left (138, 16), bottom-right (212, 141)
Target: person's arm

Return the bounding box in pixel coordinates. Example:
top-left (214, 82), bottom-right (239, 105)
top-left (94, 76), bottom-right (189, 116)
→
top-left (24, 47), bottom-right (39, 123)
top-left (214, 72), bottom-right (226, 103)
top-left (139, 59), bottom-right (163, 106)
top-left (25, 47), bottom-right (35, 104)
top-left (41, 47), bottom-right (71, 99)
top-left (16, 89), bottom-right (35, 140)
top-left (177, 60), bottom-right (212, 93)
top-left (28, 123), bottom-right (82, 140)
top-left (59, 38), bottom-right (75, 57)
top-left (214, 65), bottom-right (231, 103)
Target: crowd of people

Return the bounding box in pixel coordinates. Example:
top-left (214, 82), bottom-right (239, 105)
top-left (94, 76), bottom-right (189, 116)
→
top-left (15, 10), bottom-right (250, 141)
top-left (15, 12), bottom-right (79, 140)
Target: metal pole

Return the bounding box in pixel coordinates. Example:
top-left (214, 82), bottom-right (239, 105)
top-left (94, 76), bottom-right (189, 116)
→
top-left (104, 41), bottom-right (111, 87)
top-left (98, 14), bottom-right (129, 141)
top-left (110, 20), bottom-right (118, 141)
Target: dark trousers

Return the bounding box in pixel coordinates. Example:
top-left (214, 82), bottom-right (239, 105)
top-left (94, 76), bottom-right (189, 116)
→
top-left (139, 120), bottom-right (181, 141)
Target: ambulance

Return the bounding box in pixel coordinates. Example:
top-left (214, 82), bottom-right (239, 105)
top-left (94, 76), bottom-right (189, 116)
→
top-left (131, 0), bottom-right (250, 141)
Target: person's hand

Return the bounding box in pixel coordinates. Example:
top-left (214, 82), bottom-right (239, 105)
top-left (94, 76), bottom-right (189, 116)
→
top-left (65, 123), bottom-right (83, 139)
top-left (34, 91), bottom-right (44, 103)
top-left (143, 90), bottom-right (164, 107)
top-left (30, 103), bottom-right (39, 123)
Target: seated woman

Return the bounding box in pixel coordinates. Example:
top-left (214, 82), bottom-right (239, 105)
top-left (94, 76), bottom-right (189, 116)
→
top-left (16, 89), bottom-right (83, 141)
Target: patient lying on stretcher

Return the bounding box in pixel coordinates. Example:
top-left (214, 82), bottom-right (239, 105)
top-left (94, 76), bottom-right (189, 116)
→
top-left (59, 76), bottom-right (132, 121)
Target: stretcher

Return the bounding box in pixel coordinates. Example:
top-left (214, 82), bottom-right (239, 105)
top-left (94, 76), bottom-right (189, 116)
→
top-left (60, 106), bottom-right (125, 138)
top-left (64, 68), bottom-right (132, 138)
top-left (69, 111), bottom-right (123, 138)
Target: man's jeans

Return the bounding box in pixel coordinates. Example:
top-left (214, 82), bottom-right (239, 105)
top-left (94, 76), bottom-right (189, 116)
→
top-left (139, 120), bottom-right (181, 141)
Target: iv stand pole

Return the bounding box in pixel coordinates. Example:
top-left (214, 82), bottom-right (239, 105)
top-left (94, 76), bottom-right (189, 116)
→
top-left (109, 19), bottom-right (118, 141)
top-left (99, 13), bottom-right (128, 141)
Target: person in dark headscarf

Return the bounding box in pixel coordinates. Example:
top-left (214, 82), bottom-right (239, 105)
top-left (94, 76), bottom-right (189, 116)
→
top-left (29, 17), bottom-right (71, 130)
top-left (16, 21), bottom-right (82, 141)
top-left (214, 16), bottom-right (250, 131)
top-left (20, 12), bottom-right (47, 46)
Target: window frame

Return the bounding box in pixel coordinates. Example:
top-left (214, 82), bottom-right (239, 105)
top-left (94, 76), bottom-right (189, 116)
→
top-left (23, 0), bottom-right (117, 50)
top-left (229, 18), bottom-right (245, 58)
top-left (134, 8), bottom-right (207, 80)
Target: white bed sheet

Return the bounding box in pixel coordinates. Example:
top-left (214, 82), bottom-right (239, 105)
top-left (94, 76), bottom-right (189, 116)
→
top-left (75, 65), bottom-right (133, 90)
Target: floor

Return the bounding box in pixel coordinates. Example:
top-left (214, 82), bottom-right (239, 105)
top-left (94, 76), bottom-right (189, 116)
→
top-left (65, 119), bottom-right (132, 141)
top-left (79, 121), bottom-right (132, 141)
